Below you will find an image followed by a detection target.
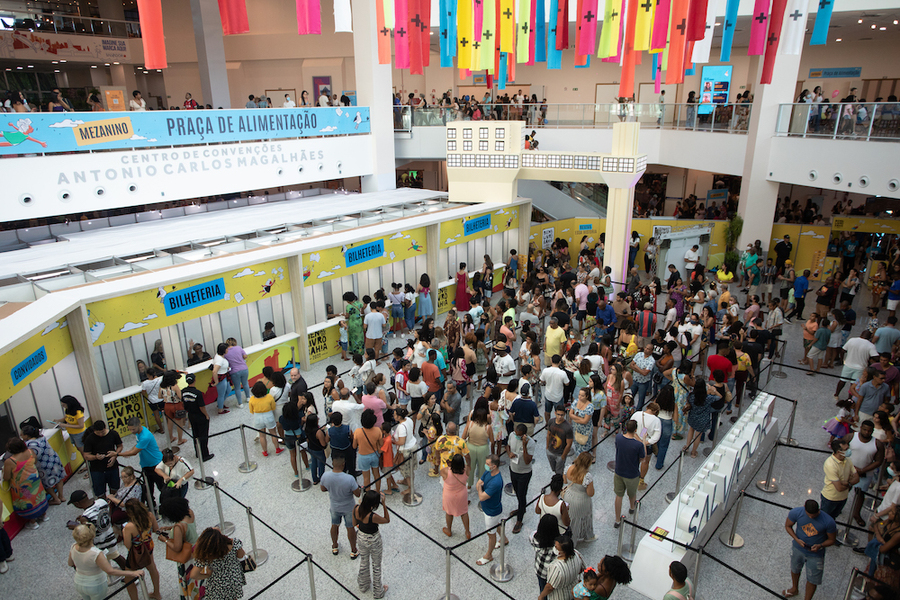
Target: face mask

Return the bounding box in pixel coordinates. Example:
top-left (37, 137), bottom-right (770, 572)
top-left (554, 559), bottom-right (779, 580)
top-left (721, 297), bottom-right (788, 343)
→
top-left (888, 466), bottom-right (896, 478)
top-left (552, 547), bottom-right (561, 557)
top-left (843, 448), bottom-right (852, 458)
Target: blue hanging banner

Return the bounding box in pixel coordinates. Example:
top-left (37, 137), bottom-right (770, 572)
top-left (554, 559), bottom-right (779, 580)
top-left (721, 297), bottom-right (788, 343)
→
top-left (447, 0), bottom-right (458, 56)
top-left (535, 0), bottom-right (547, 62)
top-left (719, 0), bottom-right (740, 62)
top-left (810, 0), bottom-right (835, 46)
top-left (498, 52), bottom-right (508, 89)
top-left (547, 0), bottom-right (563, 70)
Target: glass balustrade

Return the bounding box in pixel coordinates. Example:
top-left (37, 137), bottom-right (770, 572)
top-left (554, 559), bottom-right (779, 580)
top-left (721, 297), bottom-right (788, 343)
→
top-left (776, 102), bottom-right (900, 142)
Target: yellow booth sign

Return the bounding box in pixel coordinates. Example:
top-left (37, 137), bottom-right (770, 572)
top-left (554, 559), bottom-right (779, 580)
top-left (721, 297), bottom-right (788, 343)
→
top-left (308, 325), bottom-right (342, 363)
top-left (104, 392), bottom-right (151, 438)
top-left (441, 207), bottom-right (520, 249)
top-left (0, 316), bottom-right (73, 403)
top-left (302, 227), bottom-right (427, 285)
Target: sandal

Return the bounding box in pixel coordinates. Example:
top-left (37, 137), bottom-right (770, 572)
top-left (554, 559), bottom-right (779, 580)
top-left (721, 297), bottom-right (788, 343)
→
top-left (782, 590), bottom-right (798, 598)
top-left (332, 546), bottom-right (339, 555)
top-left (476, 557), bottom-right (493, 566)
top-left (350, 551), bottom-right (359, 560)
top-left (690, 451), bottom-right (698, 458)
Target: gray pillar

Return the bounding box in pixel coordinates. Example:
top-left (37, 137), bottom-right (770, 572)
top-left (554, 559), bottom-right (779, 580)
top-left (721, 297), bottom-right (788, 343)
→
top-left (189, 0), bottom-right (231, 108)
top-left (352, 0), bottom-right (396, 192)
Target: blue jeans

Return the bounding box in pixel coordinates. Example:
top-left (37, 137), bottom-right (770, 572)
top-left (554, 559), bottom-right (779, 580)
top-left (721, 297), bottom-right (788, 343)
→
top-left (215, 378), bottom-right (229, 410)
top-left (819, 494), bottom-right (847, 520)
top-left (309, 449), bottom-right (327, 483)
top-left (89, 467), bottom-right (120, 497)
top-left (628, 246), bottom-right (638, 269)
top-left (231, 369), bottom-right (250, 405)
top-left (655, 418), bottom-right (673, 469)
top-left (864, 538), bottom-right (882, 577)
top-left (631, 380), bottom-right (651, 411)
top-left (404, 304), bottom-right (416, 331)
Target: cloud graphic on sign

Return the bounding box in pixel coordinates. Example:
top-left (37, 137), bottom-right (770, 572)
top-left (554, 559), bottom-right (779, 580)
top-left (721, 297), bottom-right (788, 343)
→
top-left (48, 118), bottom-right (84, 128)
top-left (403, 235), bottom-right (410, 239)
top-left (42, 321), bottom-right (59, 335)
top-left (119, 322), bottom-right (148, 333)
top-left (255, 270), bottom-right (266, 276)
top-left (588, 237), bottom-right (595, 243)
top-left (320, 126), bottom-right (338, 132)
top-left (143, 313), bottom-right (158, 321)
top-left (223, 293), bottom-right (230, 300)
top-left (561, 228), bottom-right (570, 233)
top-left (389, 232), bottom-right (405, 240)
top-left (309, 253), bottom-right (320, 263)
top-left (233, 292), bottom-right (244, 303)
top-left (530, 234), bottom-right (536, 239)
top-left (495, 209), bottom-right (508, 215)
top-left (389, 251), bottom-right (396, 260)
top-left (445, 238), bottom-right (457, 245)
top-left (800, 231), bottom-right (825, 239)
top-left (335, 108), bottom-right (343, 117)
top-left (331, 265), bottom-right (342, 271)
top-left (279, 274), bottom-right (284, 280)
top-left (882, 225), bottom-right (894, 229)
top-left (493, 225), bottom-right (498, 232)
top-left (233, 268), bottom-right (254, 278)
top-left (454, 233), bottom-right (461, 238)
top-left (128, 134), bottom-right (157, 142)
top-left (89, 322), bottom-right (104, 343)
top-left (317, 271), bottom-right (335, 279)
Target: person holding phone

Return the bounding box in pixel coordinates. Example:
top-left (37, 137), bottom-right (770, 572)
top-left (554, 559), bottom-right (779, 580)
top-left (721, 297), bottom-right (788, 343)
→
top-left (783, 499), bottom-right (837, 600)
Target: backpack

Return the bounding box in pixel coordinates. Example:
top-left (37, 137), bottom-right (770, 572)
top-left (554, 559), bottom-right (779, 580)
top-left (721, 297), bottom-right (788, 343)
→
top-left (625, 335), bottom-right (639, 358)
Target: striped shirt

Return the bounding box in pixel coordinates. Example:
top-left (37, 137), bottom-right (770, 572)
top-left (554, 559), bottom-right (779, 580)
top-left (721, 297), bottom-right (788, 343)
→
top-left (82, 499), bottom-right (117, 550)
top-left (546, 551), bottom-right (586, 600)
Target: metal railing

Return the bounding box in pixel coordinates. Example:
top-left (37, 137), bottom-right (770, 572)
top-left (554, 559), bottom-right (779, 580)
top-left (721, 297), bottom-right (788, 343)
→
top-left (0, 11), bottom-right (141, 38)
top-left (776, 102), bottom-right (900, 142)
top-left (393, 102), bottom-right (752, 134)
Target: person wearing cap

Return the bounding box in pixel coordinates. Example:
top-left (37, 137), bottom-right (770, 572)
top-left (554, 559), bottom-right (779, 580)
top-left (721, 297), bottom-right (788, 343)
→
top-left (67, 489), bottom-right (130, 575)
top-left (635, 302), bottom-right (656, 348)
top-left (492, 341), bottom-right (516, 392)
top-left (505, 423), bottom-right (535, 535)
top-left (181, 373), bottom-right (213, 462)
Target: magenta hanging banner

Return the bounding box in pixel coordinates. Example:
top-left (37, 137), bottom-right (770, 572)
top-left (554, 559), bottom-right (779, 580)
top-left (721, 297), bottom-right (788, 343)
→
top-left (296, 0), bottom-right (321, 35)
top-left (651, 0), bottom-right (671, 52)
top-left (748, 0), bottom-right (771, 56)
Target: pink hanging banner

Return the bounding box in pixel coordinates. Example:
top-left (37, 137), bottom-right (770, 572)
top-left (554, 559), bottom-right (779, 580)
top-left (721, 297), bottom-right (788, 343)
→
top-left (218, 0), bottom-right (249, 35)
top-left (137, 0), bottom-right (167, 69)
top-left (651, 0), bottom-right (671, 51)
top-left (296, 0), bottom-right (321, 35)
top-left (748, 0), bottom-right (770, 55)
top-left (577, 0), bottom-right (599, 56)
top-left (395, 0), bottom-right (410, 69)
top-left (528, 0), bottom-right (537, 64)
top-left (474, 0), bottom-right (484, 41)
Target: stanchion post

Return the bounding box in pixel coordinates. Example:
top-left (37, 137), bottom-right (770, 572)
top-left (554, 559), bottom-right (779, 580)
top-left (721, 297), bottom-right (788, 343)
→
top-left (138, 573), bottom-right (150, 600)
top-left (755, 442), bottom-right (780, 493)
top-left (436, 547), bottom-right (460, 600)
top-left (238, 425), bottom-right (258, 473)
top-left (212, 483), bottom-right (235, 536)
top-left (292, 441), bottom-right (312, 492)
top-left (702, 413), bottom-right (721, 457)
top-left (307, 553), bottom-right (317, 600)
top-left (616, 508), bottom-right (626, 557)
top-left (163, 415), bottom-right (179, 453)
top-left (621, 501), bottom-right (640, 561)
top-left (194, 438), bottom-right (212, 490)
top-left (666, 446), bottom-right (685, 504)
top-left (403, 457), bottom-right (423, 507)
top-left (490, 518), bottom-right (514, 582)
top-left (779, 401), bottom-right (799, 447)
top-left (865, 466), bottom-right (886, 512)
top-left (719, 489), bottom-right (746, 549)
top-left (141, 473), bottom-right (158, 520)
top-left (772, 340), bottom-right (787, 379)
top-left (245, 505), bottom-right (268, 567)
top-left (836, 489), bottom-right (860, 548)
top-left (693, 546), bottom-right (703, 596)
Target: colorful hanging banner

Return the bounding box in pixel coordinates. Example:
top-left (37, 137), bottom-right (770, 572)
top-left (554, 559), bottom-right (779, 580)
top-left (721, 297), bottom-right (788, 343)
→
top-left (474, 0), bottom-right (485, 41)
top-left (598, 0), bottom-right (622, 58)
top-left (666, 0), bottom-right (689, 83)
top-left (781, 0), bottom-right (807, 55)
top-left (577, 0), bottom-right (600, 56)
top-left (458, 0), bottom-right (474, 70)
top-left (334, 0), bottom-right (352, 32)
top-left (690, 0), bottom-right (718, 64)
top-left (686, 0), bottom-right (708, 41)
top-left (376, 0), bottom-right (392, 64)
top-left (528, 0), bottom-right (537, 64)
top-left (651, 0), bottom-right (671, 52)
top-left (408, 0), bottom-right (429, 74)
top-left (548, 0), bottom-right (564, 68)
top-left (217, 0), bottom-right (249, 35)
top-left (719, 0), bottom-right (740, 61)
top-left (137, 0), bottom-right (167, 69)
top-left (556, 0), bottom-right (569, 50)
top-left (500, 0), bottom-right (516, 52)
top-left (634, 0), bottom-right (655, 52)
top-left (479, 0), bottom-right (497, 70)
top-left (618, 0), bottom-right (639, 97)
top-left (517, 0), bottom-right (532, 62)
top-left (761, 0), bottom-right (787, 84)
top-left (383, 0), bottom-right (394, 28)
top-left (653, 52), bottom-right (662, 93)
top-left (810, 0), bottom-right (835, 46)
top-left (445, 0), bottom-right (457, 56)
top-left (498, 51), bottom-right (508, 88)
top-left (395, 0), bottom-right (410, 68)
top-left (748, 0), bottom-right (771, 56)
top-left (535, 0), bottom-right (547, 62)
top-left (296, 0), bottom-right (322, 35)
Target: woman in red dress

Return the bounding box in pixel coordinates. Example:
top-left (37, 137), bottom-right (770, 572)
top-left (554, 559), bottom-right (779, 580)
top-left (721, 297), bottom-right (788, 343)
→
top-left (455, 263), bottom-right (471, 312)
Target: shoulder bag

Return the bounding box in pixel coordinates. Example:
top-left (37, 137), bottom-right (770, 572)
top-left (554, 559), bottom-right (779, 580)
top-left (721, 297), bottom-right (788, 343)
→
top-left (165, 522), bottom-right (194, 564)
top-left (126, 532), bottom-right (154, 569)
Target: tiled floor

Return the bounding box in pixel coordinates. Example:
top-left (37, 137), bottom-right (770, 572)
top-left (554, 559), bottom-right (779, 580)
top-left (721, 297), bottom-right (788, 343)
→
top-left (1, 288), bottom-right (878, 600)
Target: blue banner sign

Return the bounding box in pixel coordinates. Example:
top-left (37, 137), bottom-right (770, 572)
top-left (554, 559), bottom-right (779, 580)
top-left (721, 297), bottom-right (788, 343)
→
top-left (11, 346), bottom-right (47, 386)
top-left (578, 223), bottom-right (593, 231)
top-left (164, 278), bottom-right (226, 316)
top-left (0, 107), bottom-right (371, 156)
top-left (464, 214), bottom-right (492, 236)
top-left (808, 67), bottom-right (862, 79)
top-left (345, 239), bottom-right (385, 269)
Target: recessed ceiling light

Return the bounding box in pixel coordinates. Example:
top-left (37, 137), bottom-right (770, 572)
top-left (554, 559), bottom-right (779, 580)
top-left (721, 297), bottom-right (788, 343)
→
top-left (60, 60), bottom-right (66, 63)
top-left (880, 26), bottom-right (887, 30)
top-left (26, 65), bottom-right (33, 68)
top-left (871, 24), bottom-right (877, 29)
top-left (113, 61), bottom-right (119, 64)
top-left (91, 65), bottom-right (97, 68)
top-left (105, 63), bottom-right (110, 66)
top-left (714, 22), bottom-right (721, 26)
top-left (895, 20), bottom-right (899, 25)
top-left (858, 19), bottom-right (864, 23)
top-left (54, 69), bottom-right (59, 72)
top-left (836, 38), bottom-right (842, 42)
top-left (51, 60), bottom-right (58, 64)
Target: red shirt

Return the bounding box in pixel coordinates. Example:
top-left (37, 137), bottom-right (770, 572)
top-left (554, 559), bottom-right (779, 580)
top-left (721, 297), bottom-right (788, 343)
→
top-left (422, 361), bottom-right (442, 392)
top-left (707, 354), bottom-right (734, 381)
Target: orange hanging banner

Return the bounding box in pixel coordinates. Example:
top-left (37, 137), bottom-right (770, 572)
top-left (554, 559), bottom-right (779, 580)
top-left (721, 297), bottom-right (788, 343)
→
top-left (137, 0), bottom-right (167, 69)
top-left (376, 0), bottom-right (392, 65)
top-left (666, 0), bottom-right (689, 84)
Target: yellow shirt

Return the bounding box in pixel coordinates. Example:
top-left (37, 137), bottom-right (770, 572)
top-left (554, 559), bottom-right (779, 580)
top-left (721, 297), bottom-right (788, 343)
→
top-left (545, 326), bottom-right (567, 359)
top-left (65, 411), bottom-right (86, 434)
top-left (719, 290), bottom-right (731, 310)
top-left (822, 454), bottom-right (854, 501)
top-left (736, 353), bottom-right (751, 372)
top-left (248, 394), bottom-right (276, 415)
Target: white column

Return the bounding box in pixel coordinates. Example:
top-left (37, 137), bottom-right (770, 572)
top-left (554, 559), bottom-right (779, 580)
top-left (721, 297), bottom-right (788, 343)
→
top-left (287, 256), bottom-right (312, 371)
top-left (736, 13), bottom-right (809, 249)
top-left (517, 200), bottom-right (533, 273)
top-left (188, 0), bottom-right (232, 108)
top-left (352, 0), bottom-right (396, 192)
top-left (67, 305), bottom-right (106, 423)
top-left (426, 223), bottom-right (441, 284)
top-left (604, 123), bottom-right (641, 287)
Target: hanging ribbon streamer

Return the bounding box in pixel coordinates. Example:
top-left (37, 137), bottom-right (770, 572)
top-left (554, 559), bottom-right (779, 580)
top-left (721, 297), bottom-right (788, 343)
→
top-left (479, 0), bottom-right (497, 70)
top-left (334, 0), bottom-right (352, 32)
top-left (618, 0), bottom-right (638, 97)
top-left (383, 0), bottom-right (394, 28)
top-left (602, 2), bottom-right (625, 63)
top-left (597, 0), bottom-right (622, 58)
top-left (517, 0), bottom-right (532, 62)
top-left (719, 0), bottom-right (739, 61)
top-left (296, 0), bottom-right (321, 35)
top-left (686, 0), bottom-right (708, 41)
top-left (556, 0), bottom-right (569, 50)
top-left (651, 0), bottom-right (671, 52)
top-left (474, 0), bottom-right (484, 42)
top-left (761, 0), bottom-right (787, 84)
top-left (653, 53), bottom-right (661, 93)
top-left (748, 0), bottom-right (771, 56)
top-left (634, 0), bottom-right (654, 52)
top-left (457, 0), bottom-right (474, 71)
top-left (217, 0), bottom-right (249, 35)
top-left (439, 0), bottom-right (451, 67)
top-left (535, 0), bottom-right (547, 62)
top-left (810, 0), bottom-right (835, 46)
top-left (508, 37), bottom-right (516, 81)
top-left (577, 0), bottom-right (599, 56)
top-left (690, 0), bottom-right (718, 64)
top-left (394, 0), bottom-right (410, 69)
top-left (527, 0), bottom-right (537, 64)
top-left (547, 0), bottom-right (564, 68)
top-left (408, 0), bottom-right (424, 74)
top-left (498, 52), bottom-right (508, 88)
top-left (500, 0), bottom-right (516, 52)
top-left (665, 0), bottom-right (688, 83)
top-left (781, 0), bottom-right (807, 55)
top-left (377, 0), bottom-right (392, 65)
top-left (137, 0), bottom-right (167, 68)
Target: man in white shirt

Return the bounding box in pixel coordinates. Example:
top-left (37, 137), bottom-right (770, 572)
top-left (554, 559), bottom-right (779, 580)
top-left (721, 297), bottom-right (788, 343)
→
top-left (282, 94), bottom-right (296, 108)
top-left (492, 341), bottom-right (516, 391)
top-left (332, 388), bottom-right (365, 432)
top-left (663, 298), bottom-right (678, 332)
top-left (540, 355), bottom-right (569, 423)
top-left (630, 402), bottom-right (662, 490)
top-left (836, 330), bottom-right (878, 399)
top-left (684, 244), bottom-right (701, 273)
top-left (679, 314), bottom-right (704, 363)
top-left (318, 89), bottom-right (331, 107)
top-left (363, 301), bottom-right (387, 360)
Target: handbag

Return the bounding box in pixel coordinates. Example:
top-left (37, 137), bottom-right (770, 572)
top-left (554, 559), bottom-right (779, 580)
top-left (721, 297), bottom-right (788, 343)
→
top-left (466, 361), bottom-right (476, 377)
top-left (573, 430), bottom-right (590, 446)
top-left (165, 522), bottom-right (193, 564)
top-left (127, 534), bottom-right (154, 569)
top-left (240, 554), bottom-right (257, 573)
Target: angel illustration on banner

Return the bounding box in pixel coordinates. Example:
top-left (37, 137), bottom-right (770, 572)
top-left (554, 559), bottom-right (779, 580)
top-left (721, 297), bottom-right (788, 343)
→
top-left (260, 279), bottom-right (275, 297)
top-left (408, 240), bottom-right (423, 252)
top-left (0, 119), bottom-right (46, 148)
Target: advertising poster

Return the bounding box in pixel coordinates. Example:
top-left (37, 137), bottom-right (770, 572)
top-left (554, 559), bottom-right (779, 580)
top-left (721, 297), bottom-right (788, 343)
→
top-left (86, 259), bottom-right (289, 346)
top-left (437, 285), bottom-right (454, 314)
top-left (699, 65), bottom-right (732, 115)
top-left (307, 325), bottom-right (342, 363)
top-left (0, 316), bottom-right (73, 402)
top-left (104, 392), bottom-right (151, 437)
top-left (303, 227), bottom-right (427, 285)
top-left (441, 206), bottom-right (520, 249)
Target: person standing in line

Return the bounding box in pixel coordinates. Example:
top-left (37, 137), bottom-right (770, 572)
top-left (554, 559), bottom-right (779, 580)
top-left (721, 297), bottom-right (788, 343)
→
top-left (539, 535), bottom-right (585, 600)
top-left (843, 421), bottom-right (884, 528)
top-left (819, 439), bottom-right (860, 519)
top-left (321, 456), bottom-right (361, 558)
top-left (774, 235), bottom-right (793, 272)
top-left (564, 453), bottom-right (595, 545)
top-left (68, 524), bottom-right (143, 600)
top-left (224, 338), bottom-right (251, 408)
top-left (81, 421), bottom-right (123, 499)
top-left (475, 454), bottom-right (505, 566)
top-left (785, 270), bottom-right (811, 323)
top-left (364, 301), bottom-right (387, 361)
top-left (778, 260), bottom-right (796, 314)
top-left (139, 368), bottom-right (164, 428)
top-left (191, 528), bottom-right (247, 600)
top-left (540, 354), bottom-right (569, 423)
top-left (783, 499), bottom-right (837, 600)
top-left (181, 374), bottom-right (213, 462)
top-left (507, 423), bottom-right (536, 535)
top-left (683, 245), bottom-right (700, 274)
top-left (440, 453), bottom-right (471, 539)
top-left (154, 448), bottom-right (194, 500)
top-left (613, 420), bottom-right (646, 529)
top-left (354, 490), bottom-right (390, 598)
top-left (20, 424), bottom-right (66, 505)
top-left (530, 514), bottom-right (561, 593)
top-left (663, 560), bottom-right (694, 600)
top-left (121, 499), bottom-right (162, 599)
top-left (157, 496), bottom-right (200, 600)
top-left (210, 344), bottom-right (231, 415)
top-left (546, 404), bottom-right (574, 477)
top-left (835, 330), bottom-right (878, 400)
top-left (119, 417), bottom-right (164, 507)
top-left (873, 316), bottom-right (900, 354)
top-left (630, 402), bottom-right (662, 491)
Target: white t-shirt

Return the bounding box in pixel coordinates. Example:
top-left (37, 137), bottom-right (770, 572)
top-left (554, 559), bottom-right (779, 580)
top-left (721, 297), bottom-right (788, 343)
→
top-left (540, 366), bottom-right (569, 403)
top-left (630, 411), bottom-right (662, 445)
top-left (585, 354), bottom-right (605, 374)
top-left (283, 99), bottom-right (296, 108)
top-left (664, 307), bottom-right (677, 331)
top-left (318, 94), bottom-right (330, 107)
top-left (364, 312), bottom-right (386, 340)
top-left (493, 354), bottom-right (516, 384)
top-left (141, 377), bottom-right (161, 404)
top-left (684, 249), bottom-right (700, 268)
top-left (332, 400), bottom-right (365, 432)
top-left (394, 418), bottom-right (418, 451)
top-left (879, 479), bottom-right (900, 512)
top-left (156, 457), bottom-right (193, 481)
top-left (843, 337), bottom-right (878, 370)
top-left (213, 354), bottom-right (230, 375)
top-left (406, 380), bottom-right (428, 399)
top-left (129, 98), bottom-right (146, 111)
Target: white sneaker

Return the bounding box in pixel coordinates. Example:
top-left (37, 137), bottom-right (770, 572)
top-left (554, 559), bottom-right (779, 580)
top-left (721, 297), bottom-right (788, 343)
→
top-left (40, 513), bottom-right (50, 522)
top-left (24, 522), bottom-right (39, 530)
top-left (0, 560), bottom-right (8, 574)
